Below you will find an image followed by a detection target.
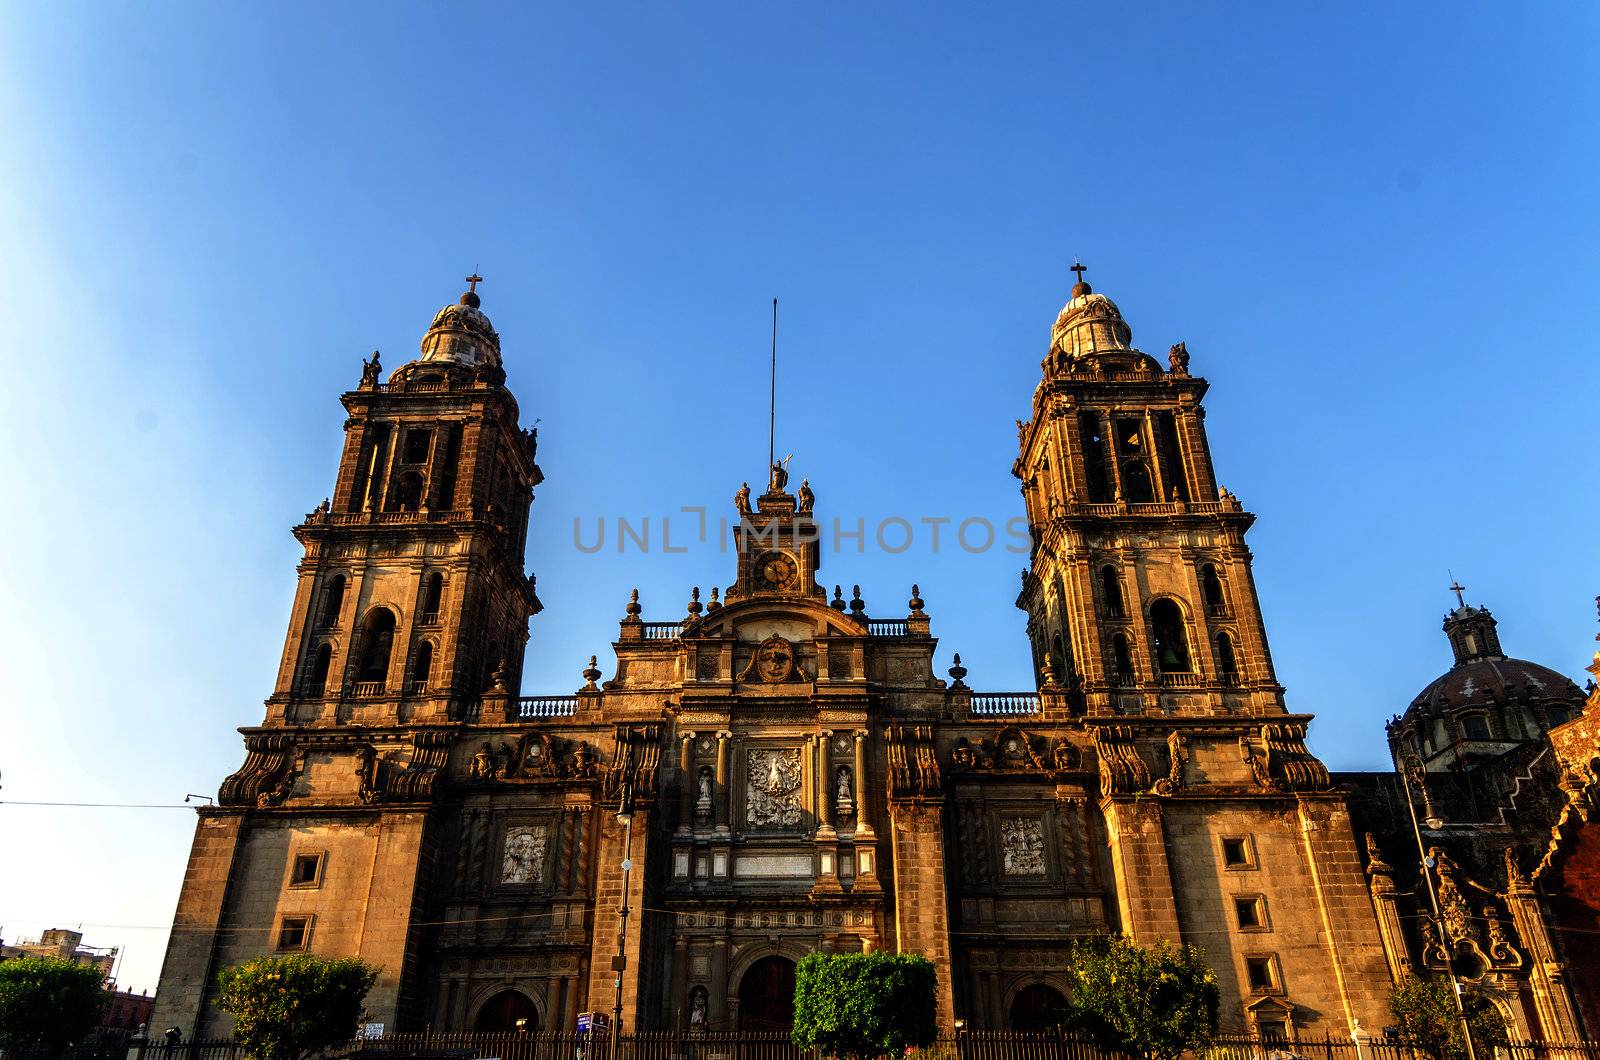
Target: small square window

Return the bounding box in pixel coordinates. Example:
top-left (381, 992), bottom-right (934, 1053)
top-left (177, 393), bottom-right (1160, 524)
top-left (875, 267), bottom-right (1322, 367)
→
top-left (1234, 895), bottom-right (1267, 930)
top-left (277, 916), bottom-right (313, 951)
top-left (1222, 836), bottom-right (1255, 869)
top-left (1245, 955), bottom-right (1280, 994)
top-left (289, 853), bottom-right (324, 888)
top-left (1257, 1019), bottom-right (1288, 1042)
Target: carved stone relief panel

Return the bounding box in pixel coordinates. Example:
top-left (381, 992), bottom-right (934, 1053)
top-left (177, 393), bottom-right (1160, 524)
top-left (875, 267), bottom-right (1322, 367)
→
top-left (1000, 817), bottom-right (1046, 877)
top-left (501, 824), bottom-right (549, 884)
top-left (746, 747), bottom-right (803, 829)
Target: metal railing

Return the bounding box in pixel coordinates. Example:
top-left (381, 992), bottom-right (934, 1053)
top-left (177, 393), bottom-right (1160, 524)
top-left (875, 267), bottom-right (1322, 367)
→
top-left (969, 692), bottom-right (1043, 716)
top-left (516, 696), bottom-right (579, 718)
top-left (98, 1032), bottom-right (1600, 1060)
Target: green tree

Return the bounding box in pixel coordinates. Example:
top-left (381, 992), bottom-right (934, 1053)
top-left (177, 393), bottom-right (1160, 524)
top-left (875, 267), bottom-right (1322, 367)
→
top-left (1063, 935), bottom-right (1219, 1060)
top-left (0, 956), bottom-right (108, 1055)
top-left (214, 954), bottom-right (377, 1060)
top-left (1389, 976), bottom-right (1509, 1060)
top-left (791, 952), bottom-right (938, 1060)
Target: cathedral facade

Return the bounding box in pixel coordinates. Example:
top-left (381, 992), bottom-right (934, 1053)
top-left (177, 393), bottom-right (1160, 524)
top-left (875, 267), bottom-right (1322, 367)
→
top-left (153, 271), bottom-right (1503, 1042)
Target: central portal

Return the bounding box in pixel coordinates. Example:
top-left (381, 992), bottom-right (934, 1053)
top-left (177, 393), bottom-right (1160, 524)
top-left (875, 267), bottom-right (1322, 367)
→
top-left (737, 955), bottom-right (797, 1031)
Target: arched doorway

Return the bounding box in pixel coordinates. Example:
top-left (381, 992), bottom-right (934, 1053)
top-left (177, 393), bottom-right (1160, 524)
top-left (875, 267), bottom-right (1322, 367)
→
top-left (738, 955), bottom-right (797, 1031)
top-left (1009, 983), bottom-right (1069, 1031)
top-left (474, 990), bottom-right (539, 1033)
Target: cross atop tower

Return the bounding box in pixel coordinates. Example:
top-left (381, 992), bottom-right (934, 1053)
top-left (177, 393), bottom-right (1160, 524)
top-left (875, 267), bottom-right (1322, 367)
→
top-left (465, 271), bottom-right (483, 295)
top-left (1448, 575), bottom-right (1467, 609)
top-left (1070, 262), bottom-right (1088, 282)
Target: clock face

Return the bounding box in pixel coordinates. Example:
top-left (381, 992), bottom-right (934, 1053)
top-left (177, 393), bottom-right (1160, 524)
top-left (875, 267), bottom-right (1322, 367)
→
top-left (757, 552), bottom-right (798, 590)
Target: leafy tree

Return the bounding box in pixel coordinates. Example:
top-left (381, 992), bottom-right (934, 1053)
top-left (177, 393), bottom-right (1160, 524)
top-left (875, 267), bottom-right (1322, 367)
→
top-left (792, 952), bottom-right (938, 1059)
top-left (1063, 935), bottom-right (1219, 1060)
top-left (0, 956), bottom-right (108, 1054)
top-left (1389, 976), bottom-right (1509, 1060)
top-left (214, 954), bottom-right (377, 1060)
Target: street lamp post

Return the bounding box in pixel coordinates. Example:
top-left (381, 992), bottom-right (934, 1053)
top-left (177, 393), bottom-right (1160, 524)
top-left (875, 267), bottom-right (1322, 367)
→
top-left (610, 769), bottom-right (636, 1060)
top-left (1397, 753), bottom-right (1477, 1060)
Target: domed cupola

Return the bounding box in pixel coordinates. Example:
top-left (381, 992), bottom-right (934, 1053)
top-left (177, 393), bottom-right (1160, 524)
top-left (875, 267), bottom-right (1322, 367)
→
top-left (1388, 584), bottom-right (1586, 772)
top-left (419, 274), bottom-right (501, 368)
top-left (1051, 266), bottom-right (1133, 359)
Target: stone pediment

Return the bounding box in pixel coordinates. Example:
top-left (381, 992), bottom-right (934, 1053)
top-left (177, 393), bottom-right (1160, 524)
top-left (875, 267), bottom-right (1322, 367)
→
top-left (676, 595), bottom-right (870, 688)
top-left (685, 594), bottom-right (867, 643)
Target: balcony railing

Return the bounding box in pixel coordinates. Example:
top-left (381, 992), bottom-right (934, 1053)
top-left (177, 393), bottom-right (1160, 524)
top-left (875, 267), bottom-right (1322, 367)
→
top-left (1158, 671), bottom-right (1204, 688)
top-left (867, 619), bottom-right (909, 637)
top-left (516, 696), bottom-right (579, 719)
top-left (641, 622), bottom-right (681, 640)
top-left (352, 681), bottom-right (386, 697)
top-left (969, 692), bottom-right (1042, 716)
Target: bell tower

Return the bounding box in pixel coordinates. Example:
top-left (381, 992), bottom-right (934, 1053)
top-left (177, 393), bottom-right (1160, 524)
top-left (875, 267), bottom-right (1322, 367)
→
top-left (267, 276), bottom-right (543, 726)
top-left (1014, 266), bottom-right (1284, 716)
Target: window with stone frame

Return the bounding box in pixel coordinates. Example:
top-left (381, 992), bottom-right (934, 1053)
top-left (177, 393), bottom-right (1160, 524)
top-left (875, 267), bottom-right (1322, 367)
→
top-left (289, 852), bottom-right (325, 889)
top-left (1221, 835), bottom-right (1256, 869)
top-left (1461, 712), bottom-right (1492, 741)
top-left (276, 915), bottom-right (313, 951)
top-left (1244, 954), bottom-right (1282, 994)
top-left (1234, 894), bottom-right (1269, 931)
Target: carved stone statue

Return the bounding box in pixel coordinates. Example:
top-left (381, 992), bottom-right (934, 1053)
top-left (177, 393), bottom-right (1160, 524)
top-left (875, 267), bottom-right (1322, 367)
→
top-left (360, 350), bottom-right (382, 388)
top-left (1000, 817), bottom-right (1046, 876)
top-left (797, 479), bottom-right (815, 513)
top-left (746, 747), bottom-right (803, 828)
top-left (688, 987), bottom-right (708, 1030)
top-left (696, 767), bottom-right (713, 815)
top-left (1168, 341), bottom-right (1190, 376)
top-left (469, 743), bottom-right (499, 781)
top-left (768, 456), bottom-right (792, 492)
top-left (501, 824), bottom-right (547, 884)
top-left (836, 764), bottom-right (853, 802)
top-left (734, 482), bottom-right (752, 516)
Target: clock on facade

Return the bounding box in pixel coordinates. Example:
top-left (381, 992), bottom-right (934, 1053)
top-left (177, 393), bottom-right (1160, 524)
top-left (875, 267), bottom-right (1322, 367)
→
top-left (756, 551), bottom-right (798, 590)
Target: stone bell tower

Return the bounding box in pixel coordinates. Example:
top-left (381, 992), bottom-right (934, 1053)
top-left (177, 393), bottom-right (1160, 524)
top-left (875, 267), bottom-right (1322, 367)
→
top-left (267, 275), bottom-right (543, 726)
top-left (1014, 265), bottom-right (1284, 718)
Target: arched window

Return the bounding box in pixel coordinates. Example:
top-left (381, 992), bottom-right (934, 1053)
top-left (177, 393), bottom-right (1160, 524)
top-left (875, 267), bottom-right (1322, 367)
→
top-left (1200, 564), bottom-right (1227, 616)
top-left (319, 576), bottom-right (346, 627)
top-left (308, 642), bottom-right (332, 694)
top-left (391, 471), bottom-right (425, 513)
top-left (411, 642), bottom-right (433, 688)
top-left (420, 572), bottom-right (444, 623)
top-left (1149, 598), bottom-right (1191, 673)
top-left (1099, 566), bottom-right (1124, 617)
top-left (1216, 632), bottom-right (1239, 680)
top-left (1121, 460), bottom-right (1155, 503)
top-left (1461, 713), bottom-right (1491, 741)
top-left (356, 609), bottom-right (397, 685)
top-left (1111, 633), bottom-right (1134, 681)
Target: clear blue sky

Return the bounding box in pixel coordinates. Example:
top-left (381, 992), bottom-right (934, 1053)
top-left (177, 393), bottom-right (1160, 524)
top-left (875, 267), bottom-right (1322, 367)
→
top-left (2, 3), bottom-right (1596, 994)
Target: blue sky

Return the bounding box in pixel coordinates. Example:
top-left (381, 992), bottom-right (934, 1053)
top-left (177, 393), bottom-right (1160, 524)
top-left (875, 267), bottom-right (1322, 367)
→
top-left (1, 4), bottom-right (1596, 994)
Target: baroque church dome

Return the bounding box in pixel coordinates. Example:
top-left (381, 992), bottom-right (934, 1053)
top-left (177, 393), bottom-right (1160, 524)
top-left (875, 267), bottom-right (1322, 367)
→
top-left (419, 286), bottom-right (501, 368)
top-left (1051, 276), bottom-right (1133, 357)
top-left (1391, 599), bottom-right (1585, 769)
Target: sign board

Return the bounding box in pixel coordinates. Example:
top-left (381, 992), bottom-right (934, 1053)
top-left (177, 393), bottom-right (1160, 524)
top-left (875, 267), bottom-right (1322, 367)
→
top-left (361, 1023), bottom-right (385, 1040)
top-left (576, 1012), bottom-right (610, 1036)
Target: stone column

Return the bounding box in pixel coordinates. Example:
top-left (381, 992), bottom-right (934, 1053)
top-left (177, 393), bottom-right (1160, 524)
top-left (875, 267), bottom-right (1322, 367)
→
top-left (715, 730), bottom-right (732, 834)
top-left (1099, 796), bottom-right (1183, 943)
top-left (676, 732), bottom-right (695, 836)
top-left (1506, 864), bottom-right (1583, 1040)
top-left (853, 730), bottom-right (874, 839)
top-left (817, 730), bottom-right (835, 834)
top-left (583, 807), bottom-right (653, 1037)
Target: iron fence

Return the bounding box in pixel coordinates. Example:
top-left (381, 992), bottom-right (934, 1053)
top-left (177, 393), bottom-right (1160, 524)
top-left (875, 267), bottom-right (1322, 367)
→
top-left (33, 1032), bottom-right (1599, 1060)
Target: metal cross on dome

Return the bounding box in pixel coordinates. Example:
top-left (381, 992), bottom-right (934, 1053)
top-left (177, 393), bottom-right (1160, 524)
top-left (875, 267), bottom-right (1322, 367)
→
top-left (1448, 576), bottom-right (1467, 609)
top-left (465, 271), bottom-right (483, 295)
top-left (1070, 261), bottom-right (1088, 282)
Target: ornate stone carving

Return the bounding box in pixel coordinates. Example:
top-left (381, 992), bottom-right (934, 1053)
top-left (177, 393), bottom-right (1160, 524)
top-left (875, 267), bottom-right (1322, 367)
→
top-left (219, 733), bottom-right (299, 807)
top-left (603, 724), bottom-right (663, 801)
top-left (501, 824), bottom-right (548, 884)
top-left (885, 724), bottom-right (941, 799)
top-left (741, 634), bottom-right (800, 683)
top-left (1001, 817), bottom-right (1046, 876)
top-left (746, 747), bottom-right (803, 828)
top-left (1092, 725), bottom-right (1151, 794)
top-left (1260, 723), bottom-right (1330, 791)
top-left (1151, 731), bottom-right (1187, 796)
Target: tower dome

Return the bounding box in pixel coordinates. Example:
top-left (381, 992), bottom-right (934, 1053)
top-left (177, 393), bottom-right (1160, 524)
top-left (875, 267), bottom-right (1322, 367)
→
top-left (1051, 275), bottom-right (1133, 359)
top-left (1388, 593), bottom-right (1586, 771)
top-left (419, 276), bottom-right (501, 368)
